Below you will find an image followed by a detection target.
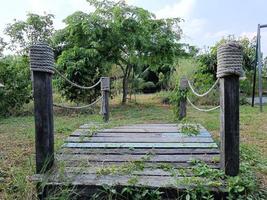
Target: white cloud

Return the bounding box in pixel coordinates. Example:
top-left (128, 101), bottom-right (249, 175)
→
top-left (182, 18), bottom-right (206, 40)
top-left (205, 30), bottom-right (230, 39)
top-left (155, 0), bottom-right (196, 19)
top-left (25, 0), bottom-right (95, 29)
top-left (240, 31), bottom-right (256, 40)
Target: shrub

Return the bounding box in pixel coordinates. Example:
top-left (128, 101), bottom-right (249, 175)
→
top-left (141, 81), bottom-right (157, 93)
top-left (55, 47), bottom-right (108, 103)
top-left (0, 56), bottom-right (31, 116)
top-left (189, 71), bottom-right (219, 106)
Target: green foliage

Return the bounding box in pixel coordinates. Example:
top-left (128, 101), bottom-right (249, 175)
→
top-left (54, 0), bottom-right (183, 103)
top-left (0, 37), bottom-right (7, 57)
top-left (180, 124), bottom-right (200, 136)
top-left (170, 58), bottom-right (197, 90)
top-left (91, 185), bottom-right (162, 200)
top-left (5, 13), bottom-right (54, 54)
top-left (55, 46), bottom-right (108, 103)
top-left (190, 71), bottom-right (219, 105)
top-left (0, 56), bottom-right (31, 116)
top-left (141, 81), bottom-right (157, 93)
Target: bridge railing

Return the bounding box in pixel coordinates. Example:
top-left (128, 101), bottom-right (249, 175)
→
top-left (178, 41), bottom-right (243, 176)
top-left (29, 42), bottom-right (110, 174)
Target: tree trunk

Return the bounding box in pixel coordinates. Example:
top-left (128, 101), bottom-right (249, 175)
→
top-left (121, 65), bottom-right (132, 105)
top-left (122, 75), bottom-right (128, 105)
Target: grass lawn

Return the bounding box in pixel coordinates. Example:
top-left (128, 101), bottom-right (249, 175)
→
top-left (0, 94), bottom-right (266, 199)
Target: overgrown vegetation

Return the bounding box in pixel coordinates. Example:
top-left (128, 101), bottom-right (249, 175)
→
top-left (0, 94), bottom-right (266, 199)
top-left (0, 56), bottom-right (31, 116)
top-left (0, 0), bottom-right (266, 199)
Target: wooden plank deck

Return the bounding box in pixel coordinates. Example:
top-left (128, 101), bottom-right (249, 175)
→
top-left (36, 123), bottom-right (221, 198)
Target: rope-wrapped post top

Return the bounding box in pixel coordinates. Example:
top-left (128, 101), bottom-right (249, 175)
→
top-left (217, 42), bottom-right (243, 78)
top-left (101, 77), bottom-right (110, 91)
top-left (179, 76), bottom-right (188, 90)
top-left (29, 42), bottom-right (55, 74)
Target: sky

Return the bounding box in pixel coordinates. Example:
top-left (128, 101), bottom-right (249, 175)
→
top-left (1, 0), bottom-right (267, 55)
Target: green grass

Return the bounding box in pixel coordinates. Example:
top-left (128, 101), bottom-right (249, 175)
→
top-left (0, 94), bottom-right (266, 199)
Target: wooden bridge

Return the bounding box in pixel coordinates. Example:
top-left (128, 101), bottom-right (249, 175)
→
top-left (34, 123), bottom-right (222, 199)
top-left (29, 43), bottom-right (241, 199)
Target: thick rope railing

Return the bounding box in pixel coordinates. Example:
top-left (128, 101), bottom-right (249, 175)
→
top-left (54, 68), bottom-right (101, 90)
top-left (187, 78), bottom-right (219, 97)
top-left (53, 95), bottom-right (103, 109)
top-left (187, 97), bottom-right (220, 112)
top-left (186, 78), bottom-right (220, 112)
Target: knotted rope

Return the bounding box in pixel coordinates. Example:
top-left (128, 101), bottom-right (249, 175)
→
top-left (29, 43), bottom-right (55, 74)
top-left (217, 41), bottom-right (243, 78)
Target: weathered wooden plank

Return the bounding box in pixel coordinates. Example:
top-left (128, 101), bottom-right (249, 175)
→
top-left (65, 136), bottom-right (214, 143)
top-left (56, 160), bottom-right (220, 169)
top-left (100, 128), bottom-right (180, 133)
top-left (80, 123), bottom-right (179, 129)
top-left (60, 167), bottom-right (202, 177)
top-left (70, 130), bottom-right (212, 137)
top-left (109, 124), bottom-right (205, 129)
top-left (41, 173), bottom-right (219, 190)
top-left (63, 142), bottom-right (218, 149)
top-left (56, 154), bottom-right (219, 163)
top-left (59, 148), bottom-right (220, 155)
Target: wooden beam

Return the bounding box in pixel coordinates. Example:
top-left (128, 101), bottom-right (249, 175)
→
top-left (32, 71), bottom-right (54, 173)
top-left (179, 77), bottom-right (188, 120)
top-left (101, 77), bottom-right (110, 122)
top-left (220, 76), bottom-right (239, 176)
top-left (63, 142), bottom-right (218, 149)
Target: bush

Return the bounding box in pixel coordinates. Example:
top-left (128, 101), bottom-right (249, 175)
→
top-left (141, 81), bottom-right (157, 93)
top-left (0, 56), bottom-right (31, 116)
top-left (189, 71), bottom-right (219, 105)
top-left (55, 47), bottom-right (108, 103)
top-left (240, 71), bottom-right (253, 96)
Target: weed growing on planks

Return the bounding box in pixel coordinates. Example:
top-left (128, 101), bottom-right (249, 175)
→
top-left (179, 123), bottom-right (200, 136)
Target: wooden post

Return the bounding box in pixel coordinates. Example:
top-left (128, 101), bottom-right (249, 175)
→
top-left (257, 24), bottom-right (263, 112)
top-left (218, 42), bottom-right (242, 176)
top-left (179, 77), bottom-right (188, 120)
top-left (101, 77), bottom-right (110, 122)
top-left (30, 44), bottom-right (54, 174)
top-left (220, 77), bottom-right (239, 176)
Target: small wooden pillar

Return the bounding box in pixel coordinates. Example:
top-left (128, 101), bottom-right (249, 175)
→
top-left (29, 43), bottom-right (54, 174)
top-left (179, 77), bottom-right (188, 120)
top-left (101, 77), bottom-right (110, 122)
top-left (217, 42), bottom-right (242, 176)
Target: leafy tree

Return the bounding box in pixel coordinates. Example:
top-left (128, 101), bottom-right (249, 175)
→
top-left (0, 56), bottom-right (31, 116)
top-left (5, 13), bottom-right (54, 54)
top-left (54, 0), bottom-right (183, 104)
top-left (0, 37), bottom-right (7, 57)
top-left (52, 11), bottom-right (111, 103)
top-left (55, 47), bottom-right (108, 103)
